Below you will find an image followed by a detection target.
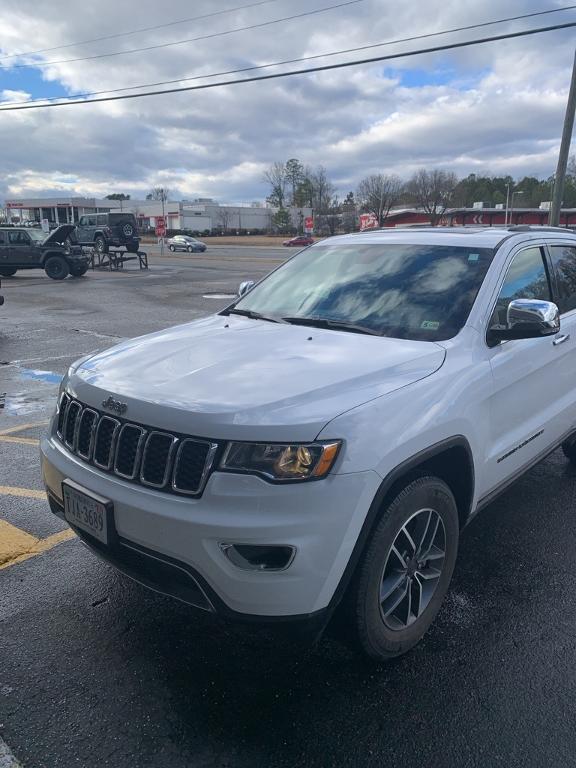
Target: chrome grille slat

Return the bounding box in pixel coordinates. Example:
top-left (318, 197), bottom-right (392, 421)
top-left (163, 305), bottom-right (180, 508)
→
top-left (140, 432), bottom-right (178, 488)
top-left (93, 416), bottom-right (121, 470)
top-left (114, 424), bottom-right (146, 480)
top-left (55, 397), bottom-right (216, 496)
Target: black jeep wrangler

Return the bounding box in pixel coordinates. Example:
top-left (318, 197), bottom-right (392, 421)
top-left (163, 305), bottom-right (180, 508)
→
top-left (76, 212), bottom-right (140, 254)
top-left (0, 225), bottom-right (89, 280)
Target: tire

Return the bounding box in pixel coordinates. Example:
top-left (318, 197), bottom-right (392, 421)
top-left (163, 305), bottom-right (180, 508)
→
top-left (0, 267), bottom-right (17, 277)
top-left (169, 245), bottom-right (175, 252)
top-left (562, 437), bottom-right (576, 465)
top-left (44, 256), bottom-right (70, 280)
top-left (69, 263), bottom-right (88, 277)
top-left (350, 475), bottom-right (459, 660)
top-left (122, 223), bottom-right (135, 237)
top-left (187, 245), bottom-right (193, 252)
top-left (94, 236), bottom-right (108, 254)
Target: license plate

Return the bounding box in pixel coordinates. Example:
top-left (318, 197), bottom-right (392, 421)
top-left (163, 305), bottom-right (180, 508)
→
top-left (62, 482), bottom-right (109, 545)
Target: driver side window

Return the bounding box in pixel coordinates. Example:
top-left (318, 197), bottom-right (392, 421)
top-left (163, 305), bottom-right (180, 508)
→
top-left (490, 247), bottom-right (552, 328)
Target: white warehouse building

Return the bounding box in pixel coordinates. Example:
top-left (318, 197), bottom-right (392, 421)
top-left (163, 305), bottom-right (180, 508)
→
top-left (3, 197), bottom-right (311, 233)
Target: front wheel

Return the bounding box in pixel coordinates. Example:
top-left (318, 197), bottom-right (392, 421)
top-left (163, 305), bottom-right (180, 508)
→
top-left (562, 437), bottom-right (576, 465)
top-left (169, 245), bottom-right (175, 252)
top-left (0, 267), bottom-right (17, 277)
top-left (350, 475), bottom-right (459, 660)
top-left (44, 256), bottom-right (70, 280)
top-left (69, 263), bottom-right (88, 277)
top-left (187, 245), bottom-right (194, 252)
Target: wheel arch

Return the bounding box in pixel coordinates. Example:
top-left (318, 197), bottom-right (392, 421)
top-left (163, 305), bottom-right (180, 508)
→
top-left (40, 250), bottom-right (66, 265)
top-left (328, 436), bottom-right (475, 615)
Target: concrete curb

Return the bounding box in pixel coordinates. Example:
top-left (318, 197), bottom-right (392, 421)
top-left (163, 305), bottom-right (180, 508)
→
top-left (0, 737), bottom-right (22, 768)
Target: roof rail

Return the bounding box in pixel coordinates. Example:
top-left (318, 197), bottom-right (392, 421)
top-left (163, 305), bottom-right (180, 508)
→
top-left (507, 224), bottom-right (574, 232)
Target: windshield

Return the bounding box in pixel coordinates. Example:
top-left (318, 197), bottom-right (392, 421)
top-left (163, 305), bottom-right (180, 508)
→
top-left (28, 229), bottom-right (46, 242)
top-left (235, 243), bottom-right (495, 341)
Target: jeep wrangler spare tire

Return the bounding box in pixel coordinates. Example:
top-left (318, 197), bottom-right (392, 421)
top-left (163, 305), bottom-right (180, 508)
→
top-left (44, 255), bottom-right (70, 280)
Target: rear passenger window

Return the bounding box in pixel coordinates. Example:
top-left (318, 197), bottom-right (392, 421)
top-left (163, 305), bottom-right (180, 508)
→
top-left (0, 231), bottom-right (4, 244)
top-left (490, 246), bottom-right (551, 327)
top-left (549, 245), bottom-right (576, 314)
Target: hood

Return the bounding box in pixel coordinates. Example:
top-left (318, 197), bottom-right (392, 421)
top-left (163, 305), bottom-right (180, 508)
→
top-left (68, 314), bottom-right (446, 442)
top-left (43, 224), bottom-right (77, 245)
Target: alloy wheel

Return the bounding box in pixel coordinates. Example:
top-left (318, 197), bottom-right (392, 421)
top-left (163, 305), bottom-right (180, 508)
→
top-left (379, 508), bottom-right (446, 630)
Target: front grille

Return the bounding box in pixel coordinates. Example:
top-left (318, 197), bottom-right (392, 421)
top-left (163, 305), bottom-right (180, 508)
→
top-left (55, 393), bottom-right (218, 496)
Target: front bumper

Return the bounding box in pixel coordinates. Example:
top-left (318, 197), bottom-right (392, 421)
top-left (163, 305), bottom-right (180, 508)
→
top-left (41, 433), bottom-right (380, 619)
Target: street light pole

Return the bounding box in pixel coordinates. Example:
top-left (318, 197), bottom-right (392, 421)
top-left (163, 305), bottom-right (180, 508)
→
top-left (510, 190), bottom-right (524, 225)
top-left (504, 182), bottom-right (511, 226)
top-left (550, 47), bottom-right (576, 227)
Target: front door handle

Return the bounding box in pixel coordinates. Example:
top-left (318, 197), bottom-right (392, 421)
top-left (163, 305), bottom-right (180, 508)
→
top-left (553, 333), bottom-right (571, 346)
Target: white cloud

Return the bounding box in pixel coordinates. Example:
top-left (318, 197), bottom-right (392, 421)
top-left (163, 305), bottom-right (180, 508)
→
top-left (0, 0), bottom-right (574, 201)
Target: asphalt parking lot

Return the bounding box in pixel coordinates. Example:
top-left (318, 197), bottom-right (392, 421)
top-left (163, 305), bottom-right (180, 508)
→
top-left (1, 246), bottom-right (576, 768)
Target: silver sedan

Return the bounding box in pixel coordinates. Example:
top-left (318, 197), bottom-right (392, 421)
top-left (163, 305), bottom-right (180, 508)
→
top-left (167, 235), bottom-right (207, 253)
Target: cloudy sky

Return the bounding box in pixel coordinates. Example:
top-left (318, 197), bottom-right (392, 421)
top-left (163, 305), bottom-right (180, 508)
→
top-left (0, 0), bottom-right (574, 203)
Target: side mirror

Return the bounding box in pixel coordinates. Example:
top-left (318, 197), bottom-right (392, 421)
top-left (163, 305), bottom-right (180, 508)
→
top-left (488, 298), bottom-right (560, 345)
top-left (238, 280), bottom-right (255, 297)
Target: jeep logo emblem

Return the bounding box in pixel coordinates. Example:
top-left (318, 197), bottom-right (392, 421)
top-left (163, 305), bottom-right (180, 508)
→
top-left (102, 396), bottom-right (127, 415)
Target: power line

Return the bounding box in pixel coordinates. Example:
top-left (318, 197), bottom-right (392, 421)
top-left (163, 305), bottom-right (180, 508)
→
top-left (1, 21), bottom-right (574, 112)
top-left (9, 5), bottom-right (576, 107)
top-left (0, 0), bottom-right (286, 62)
top-left (1, 0), bottom-right (364, 70)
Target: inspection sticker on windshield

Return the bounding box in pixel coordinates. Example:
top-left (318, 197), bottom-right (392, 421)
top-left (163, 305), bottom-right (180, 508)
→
top-left (468, 253), bottom-right (480, 262)
top-left (421, 320), bottom-right (440, 330)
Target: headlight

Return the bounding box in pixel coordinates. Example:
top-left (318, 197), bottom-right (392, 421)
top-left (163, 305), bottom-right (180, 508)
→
top-left (220, 441), bottom-right (341, 482)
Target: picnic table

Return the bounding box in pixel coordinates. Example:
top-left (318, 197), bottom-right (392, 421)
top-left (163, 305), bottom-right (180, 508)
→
top-left (88, 248), bottom-right (148, 271)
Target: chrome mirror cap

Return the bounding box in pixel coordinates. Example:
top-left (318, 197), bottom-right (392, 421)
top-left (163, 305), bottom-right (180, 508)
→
top-left (507, 299), bottom-right (560, 334)
top-left (238, 280), bottom-right (255, 297)
top-left (488, 298), bottom-right (560, 345)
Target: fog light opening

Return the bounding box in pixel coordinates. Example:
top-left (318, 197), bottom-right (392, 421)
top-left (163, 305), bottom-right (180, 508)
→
top-left (220, 543), bottom-right (295, 571)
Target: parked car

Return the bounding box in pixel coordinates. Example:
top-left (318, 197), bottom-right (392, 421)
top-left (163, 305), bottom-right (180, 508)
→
top-left (76, 212), bottom-right (140, 254)
top-left (167, 235), bottom-right (207, 253)
top-left (283, 235), bottom-right (314, 247)
top-left (42, 225), bottom-right (576, 660)
top-left (0, 225), bottom-right (89, 280)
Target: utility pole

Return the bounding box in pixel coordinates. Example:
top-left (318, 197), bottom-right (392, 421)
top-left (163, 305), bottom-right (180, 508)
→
top-left (550, 48), bottom-right (576, 227)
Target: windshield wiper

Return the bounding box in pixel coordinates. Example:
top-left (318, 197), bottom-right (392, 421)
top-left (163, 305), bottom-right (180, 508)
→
top-left (223, 308), bottom-right (286, 324)
top-left (282, 316), bottom-right (382, 336)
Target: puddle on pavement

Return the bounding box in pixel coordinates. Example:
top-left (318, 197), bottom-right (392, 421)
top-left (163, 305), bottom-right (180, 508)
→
top-left (1, 392), bottom-right (55, 415)
top-left (0, 368), bottom-right (62, 415)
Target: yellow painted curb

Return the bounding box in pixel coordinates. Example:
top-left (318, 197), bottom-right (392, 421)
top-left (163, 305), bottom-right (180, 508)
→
top-left (0, 485), bottom-right (47, 500)
top-left (0, 421), bottom-right (48, 436)
top-left (0, 436), bottom-right (40, 446)
top-left (0, 520), bottom-right (75, 570)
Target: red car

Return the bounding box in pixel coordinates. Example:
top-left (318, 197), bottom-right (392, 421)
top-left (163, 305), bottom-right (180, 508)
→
top-left (282, 235), bottom-right (314, 247)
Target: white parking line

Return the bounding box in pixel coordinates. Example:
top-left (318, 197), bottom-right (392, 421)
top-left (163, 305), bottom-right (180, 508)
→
top-left (0, 736), bottom-right (22, 768)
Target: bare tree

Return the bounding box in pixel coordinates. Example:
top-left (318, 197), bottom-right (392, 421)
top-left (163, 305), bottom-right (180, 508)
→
top-left (356, 174), bottom-right (402, 226)
top-left (216, 208), bottom-right (231, 233)
top-left (309, 166), bottom-right (336, 215)
top-left (407, 169), bottom-right (458, 225)
top-left (263, 162), bottom-right (287, 208)
top-left (146, 187), bottom-right (170, 201)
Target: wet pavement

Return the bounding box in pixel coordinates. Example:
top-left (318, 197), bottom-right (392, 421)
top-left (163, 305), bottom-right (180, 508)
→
top-left (1, 249), bottom-right (576, 767)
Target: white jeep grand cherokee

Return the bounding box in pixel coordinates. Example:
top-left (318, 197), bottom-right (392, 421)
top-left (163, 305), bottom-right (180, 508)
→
top-left (41, 226), bottom-right (576, 660)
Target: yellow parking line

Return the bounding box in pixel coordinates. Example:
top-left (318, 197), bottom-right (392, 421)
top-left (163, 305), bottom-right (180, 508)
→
top-left (0, 436), bottom-right (40, 446)
top-left (0, 520), bottom-right (75, 570)
top-left (0, 485), bottom-right (46, 500)
top-left (0, 421), bottom-right (48, 436)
